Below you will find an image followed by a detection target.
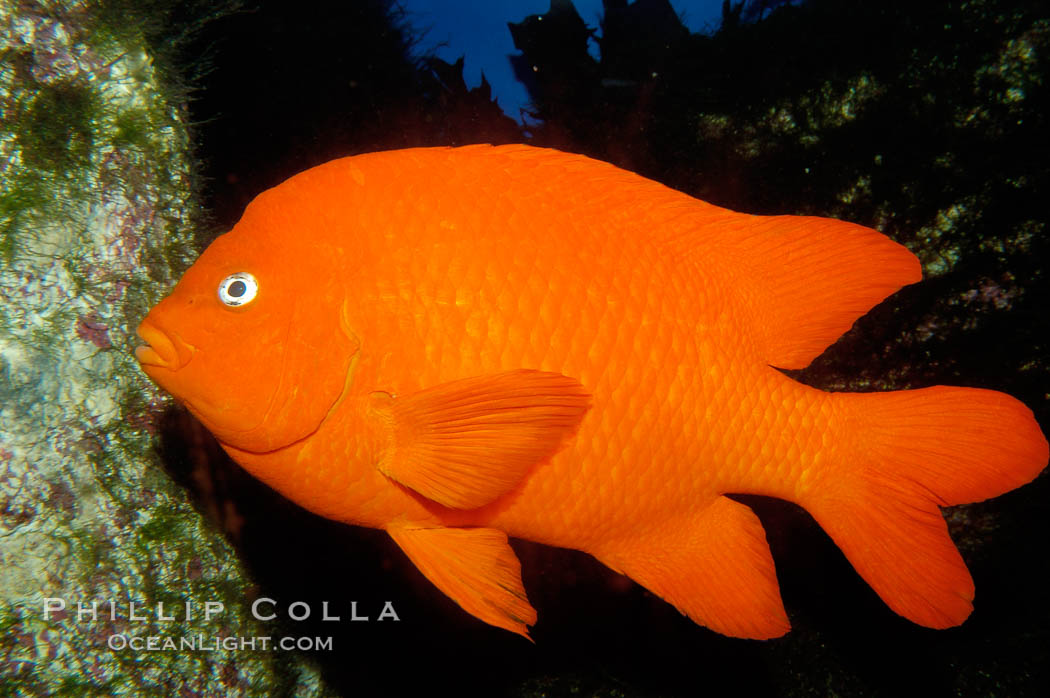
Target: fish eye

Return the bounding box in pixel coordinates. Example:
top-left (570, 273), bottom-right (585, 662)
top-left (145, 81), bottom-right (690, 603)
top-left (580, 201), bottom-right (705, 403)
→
top-left (218, 272), bottom-right (259, 307)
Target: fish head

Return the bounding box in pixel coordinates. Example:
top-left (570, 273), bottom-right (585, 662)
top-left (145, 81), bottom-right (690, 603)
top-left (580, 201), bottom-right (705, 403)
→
top-left (135, 188), bottom-right (359, 453)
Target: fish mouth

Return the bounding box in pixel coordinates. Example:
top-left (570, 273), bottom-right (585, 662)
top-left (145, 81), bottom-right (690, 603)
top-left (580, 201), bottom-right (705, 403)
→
top-left (135, 320), bottom-right (193, 370)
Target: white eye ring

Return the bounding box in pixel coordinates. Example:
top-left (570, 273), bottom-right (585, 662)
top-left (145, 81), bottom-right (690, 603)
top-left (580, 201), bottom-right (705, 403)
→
top-left (218, 272), bottom-right (259, 307)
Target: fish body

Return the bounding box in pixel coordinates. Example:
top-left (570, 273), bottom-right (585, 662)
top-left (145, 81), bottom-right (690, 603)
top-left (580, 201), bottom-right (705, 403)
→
top-left (136, 145), bottom-right (1047, 639)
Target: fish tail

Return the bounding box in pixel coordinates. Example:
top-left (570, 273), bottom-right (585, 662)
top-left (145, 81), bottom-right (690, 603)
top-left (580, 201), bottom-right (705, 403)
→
top-left (804, 386), bottom-right (1047, 628)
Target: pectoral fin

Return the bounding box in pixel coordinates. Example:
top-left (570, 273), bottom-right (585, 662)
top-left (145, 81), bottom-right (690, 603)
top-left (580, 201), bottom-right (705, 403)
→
top-left (388, 524), bottom-right (537, 639)
top-left (374, 370), bottom-right (590, 509)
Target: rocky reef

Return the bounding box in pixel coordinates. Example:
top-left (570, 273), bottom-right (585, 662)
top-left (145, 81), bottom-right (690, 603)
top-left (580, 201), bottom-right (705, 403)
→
top-left (0, 2), bottom-right (327, 694)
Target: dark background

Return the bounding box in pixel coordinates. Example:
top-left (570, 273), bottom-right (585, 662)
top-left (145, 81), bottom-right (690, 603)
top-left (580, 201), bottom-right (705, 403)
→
top-left (141, 0), bottom-right (1049, 695)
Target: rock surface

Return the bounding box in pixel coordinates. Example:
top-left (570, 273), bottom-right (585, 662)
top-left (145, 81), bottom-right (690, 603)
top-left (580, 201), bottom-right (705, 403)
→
top-left (0, 2), bottom-right (328, 694)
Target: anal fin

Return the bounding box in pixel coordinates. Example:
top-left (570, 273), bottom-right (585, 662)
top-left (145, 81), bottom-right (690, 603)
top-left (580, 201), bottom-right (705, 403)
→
top-left (388, 524), bottom-right (537, 639)
top-left (595, 495), bottom-right (789, 639)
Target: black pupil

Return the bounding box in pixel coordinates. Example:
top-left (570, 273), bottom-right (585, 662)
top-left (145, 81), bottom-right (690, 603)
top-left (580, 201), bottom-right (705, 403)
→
top-left (228, 280), bottom-right (247, 298)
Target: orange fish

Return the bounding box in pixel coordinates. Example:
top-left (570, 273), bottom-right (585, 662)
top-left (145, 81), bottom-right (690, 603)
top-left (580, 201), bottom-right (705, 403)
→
top-left (136, 144), bottom-right (1047, 639)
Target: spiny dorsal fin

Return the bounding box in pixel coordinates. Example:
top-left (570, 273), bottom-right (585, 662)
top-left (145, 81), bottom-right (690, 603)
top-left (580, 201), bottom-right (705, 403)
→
top-left (440, 145), bottom-right (923, 370)
top-left (475, 146), bottom-right (923, 369)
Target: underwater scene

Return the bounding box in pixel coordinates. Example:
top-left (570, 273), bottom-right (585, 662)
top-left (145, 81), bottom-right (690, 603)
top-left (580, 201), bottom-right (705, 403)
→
top-left (2, 0), bottom-right (1049, 695)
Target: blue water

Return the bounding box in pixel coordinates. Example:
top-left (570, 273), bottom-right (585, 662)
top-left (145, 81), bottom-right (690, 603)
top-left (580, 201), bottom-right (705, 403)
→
top-left (402, 0), bottom-right (726, 121)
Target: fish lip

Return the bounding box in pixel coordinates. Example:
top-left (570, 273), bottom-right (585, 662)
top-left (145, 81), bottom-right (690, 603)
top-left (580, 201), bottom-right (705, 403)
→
top-left (135, 320), bottom-right (194, 370)
top-left (134, 342), bottom-right (167, 367)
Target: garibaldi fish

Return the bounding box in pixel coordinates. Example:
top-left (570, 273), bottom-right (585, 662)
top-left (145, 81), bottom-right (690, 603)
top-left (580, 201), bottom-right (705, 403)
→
top-left (136, 145), bottom-right (1048, 639)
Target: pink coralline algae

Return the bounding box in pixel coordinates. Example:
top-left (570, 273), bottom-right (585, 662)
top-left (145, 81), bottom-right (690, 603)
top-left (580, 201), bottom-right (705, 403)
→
top-left (75, 313), bottom-right (111, 348)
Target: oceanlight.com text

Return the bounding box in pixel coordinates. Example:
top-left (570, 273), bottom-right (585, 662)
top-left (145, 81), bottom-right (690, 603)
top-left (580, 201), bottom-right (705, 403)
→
top-left (107, 634), bottom-right (334, 652)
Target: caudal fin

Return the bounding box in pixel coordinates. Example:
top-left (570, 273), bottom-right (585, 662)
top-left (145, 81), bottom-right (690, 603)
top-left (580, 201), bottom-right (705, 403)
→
top-left (805, 386), bottom-right (1047, 628)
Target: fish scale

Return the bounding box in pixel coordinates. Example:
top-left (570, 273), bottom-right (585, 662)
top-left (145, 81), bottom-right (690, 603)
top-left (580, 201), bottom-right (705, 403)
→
top-left (136, 144), bottom-right (1047, 639)
top-left (365, 164), bottom-right (713, 533)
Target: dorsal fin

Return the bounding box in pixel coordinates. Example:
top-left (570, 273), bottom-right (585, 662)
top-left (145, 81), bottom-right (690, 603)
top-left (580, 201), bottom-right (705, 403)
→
top-left (439, 145), bottom-right (923, 370)
top-left (736, 214), bottom-right (922, 369)
top-left (706, 213), bottom-right (922, 369)
top-left (469, 146), bottom-right (922, 370)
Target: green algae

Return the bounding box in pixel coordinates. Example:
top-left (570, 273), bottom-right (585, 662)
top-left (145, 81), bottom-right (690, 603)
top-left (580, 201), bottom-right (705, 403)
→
top-left (17, 78), bottom-right (99, 174)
